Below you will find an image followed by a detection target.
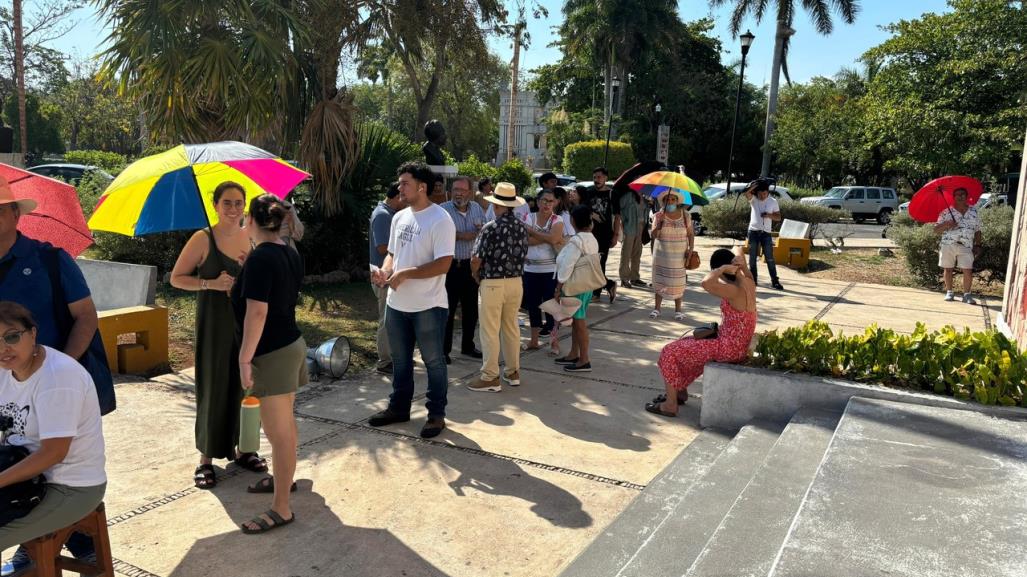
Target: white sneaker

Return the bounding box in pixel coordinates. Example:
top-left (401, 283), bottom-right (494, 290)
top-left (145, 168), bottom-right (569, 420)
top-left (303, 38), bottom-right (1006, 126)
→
top-left (962, 293), bottom-right (977, 305)
top-left (944, 291), bottom-right (955, 301)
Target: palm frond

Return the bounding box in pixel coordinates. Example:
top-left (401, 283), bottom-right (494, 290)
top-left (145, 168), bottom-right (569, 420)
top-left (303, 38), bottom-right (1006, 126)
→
top-left (299, 95), bottom-right (359, 216)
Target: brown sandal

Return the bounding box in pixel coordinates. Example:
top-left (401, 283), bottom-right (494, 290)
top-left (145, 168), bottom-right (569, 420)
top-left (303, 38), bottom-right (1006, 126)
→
top-left (194, 464), bottom-right (216, 489)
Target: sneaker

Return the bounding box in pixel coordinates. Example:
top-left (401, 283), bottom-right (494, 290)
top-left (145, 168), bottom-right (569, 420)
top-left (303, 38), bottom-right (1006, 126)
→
top-left (2, 547), bottom-right (31, 576)
top-left (467, 376), bottom-right (502, 392)
top-left (564, 363), bottom-right (592, 373)
top-left (621, 281), bottom-right (632, 289)
top-left (771, 280), bottom-right (784, 290)
top-left (962, 293), bottom-right (977, 305)
top-left (375, 363), bottom-right (393, 375)
top-left (554, 356), bottom-right (578, 365)
top-left (367, 407), bottom-right (410, 427)
top-left (631, 279), bottom-right (650, 287)
top-left (944, 291), bottom-right (955, 301)
top-left (462, 348), bottom-right (483, 359)
top-left (420, 417), bottom-right (446, 439)
top-left (504, 371), bottom-right (521, 386)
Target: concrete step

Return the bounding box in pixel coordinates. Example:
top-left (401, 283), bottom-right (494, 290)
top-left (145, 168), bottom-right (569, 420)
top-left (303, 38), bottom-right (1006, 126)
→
top-left (610, 422), bottom-right (785, 577)
top-left (559, 428), bottom-right (733, 577)
top-left (769, 397), bottom-right (1027, 577)
top-left (683, 408), bottom-right (841, 577)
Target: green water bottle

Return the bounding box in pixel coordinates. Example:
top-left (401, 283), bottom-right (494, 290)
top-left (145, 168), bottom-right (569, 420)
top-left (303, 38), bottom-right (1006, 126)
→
top-left (239, 396), bottom-right (262, 454)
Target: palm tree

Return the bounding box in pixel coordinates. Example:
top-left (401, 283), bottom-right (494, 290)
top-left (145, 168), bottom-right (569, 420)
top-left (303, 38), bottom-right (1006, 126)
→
top-left (92, 0), bottom-right (359, 215)
top-left (710, 0), bottom-right (860, 176)
top-left (13, 0), bottom-right (26, 156)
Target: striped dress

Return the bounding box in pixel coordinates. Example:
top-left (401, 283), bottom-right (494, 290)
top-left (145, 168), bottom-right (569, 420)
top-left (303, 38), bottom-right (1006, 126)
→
top-left (652, 211), bottom-right (689, 299)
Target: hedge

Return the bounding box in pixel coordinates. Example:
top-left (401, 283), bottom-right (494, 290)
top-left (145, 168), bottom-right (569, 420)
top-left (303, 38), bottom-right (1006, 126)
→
top-left (887, 206), bottom-right (1012, 286)
top-left (752, 320), bottom-right (1026, 406)
top-left (700, 199), bottom-right (847, 239)
top-left (64, 150), bottom-right (128, 174)
top-left (493, 158), bottom-right (533, 196)
top-left (563, 140), bottom-right (635, 181)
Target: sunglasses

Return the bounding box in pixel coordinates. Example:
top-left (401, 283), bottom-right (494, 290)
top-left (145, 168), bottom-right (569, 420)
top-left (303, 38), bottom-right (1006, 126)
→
top-left (1, 329), bottom-right (30, 346)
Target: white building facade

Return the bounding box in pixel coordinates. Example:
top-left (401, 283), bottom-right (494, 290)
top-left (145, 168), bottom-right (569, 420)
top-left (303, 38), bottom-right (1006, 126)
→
top-left (496, 83), bottom-right (557, 169)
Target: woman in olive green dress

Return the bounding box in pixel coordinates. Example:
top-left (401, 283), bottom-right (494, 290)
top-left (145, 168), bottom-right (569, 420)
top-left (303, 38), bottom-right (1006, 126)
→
top-left (171, 181), bottom-right (267, 488)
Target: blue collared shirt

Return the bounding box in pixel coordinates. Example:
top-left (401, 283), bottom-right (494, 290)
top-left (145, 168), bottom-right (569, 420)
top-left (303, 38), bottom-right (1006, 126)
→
top-left (440, 200), bottom-right (485, 261)
top-left (0, 234), bottom-right (91, 348)
top-left (369, 201), bottom-right (396, 268)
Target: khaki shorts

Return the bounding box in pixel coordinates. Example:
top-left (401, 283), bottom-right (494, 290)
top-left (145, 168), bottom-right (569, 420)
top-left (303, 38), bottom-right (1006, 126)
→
top-left (251, 337), bottom-right (308, 398)
top-left (939, 243), bottom-right (973, 270)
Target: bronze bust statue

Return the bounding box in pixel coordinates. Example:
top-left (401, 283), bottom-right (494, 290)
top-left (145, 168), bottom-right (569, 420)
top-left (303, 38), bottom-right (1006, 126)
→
top-left (422, 120), bottom-right (447, 166)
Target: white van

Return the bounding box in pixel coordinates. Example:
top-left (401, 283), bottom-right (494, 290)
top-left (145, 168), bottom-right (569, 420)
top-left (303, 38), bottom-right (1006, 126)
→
top-left (801, 186), bottom-right (899, 224)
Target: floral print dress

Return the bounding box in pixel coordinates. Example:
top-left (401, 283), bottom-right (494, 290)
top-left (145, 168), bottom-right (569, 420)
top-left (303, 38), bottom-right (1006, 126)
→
top-left (657, 299), bottom-right (757, 391)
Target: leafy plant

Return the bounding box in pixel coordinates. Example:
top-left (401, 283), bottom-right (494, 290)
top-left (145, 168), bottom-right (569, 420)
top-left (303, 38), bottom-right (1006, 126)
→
top-left (700, 199), bottom-right (847, 239)
top-left (63, 150), bottom-right (127, 174)
top-left (457, 154), bottom-right (498, 180)
top-left (751, 321), bottom-right (1026, 406)
top-left (493, 158), bottom-right (534, 196)
top-left (563, 140), bottom-right (636, 181)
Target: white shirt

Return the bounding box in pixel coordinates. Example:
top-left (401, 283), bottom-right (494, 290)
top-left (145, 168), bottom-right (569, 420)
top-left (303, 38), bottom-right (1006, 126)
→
top-left (748, 195), bottom-right (780, 232)
top-left (556, 232), bottom-right (600, 284)
top-left (937, 206), bottom-right (981, 247)
top-left (561, 212), bottom-right (576, 236)
top-left (0, 347), bottom-right (106, 486)
top-left (387, 203), bottom-right (456, 312)
top-left (522, 213), bottom-right (561, 274)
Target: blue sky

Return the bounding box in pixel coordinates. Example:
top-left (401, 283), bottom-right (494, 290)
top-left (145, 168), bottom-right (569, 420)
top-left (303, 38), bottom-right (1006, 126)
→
top-left (50, 0), bottom-right (952, 85)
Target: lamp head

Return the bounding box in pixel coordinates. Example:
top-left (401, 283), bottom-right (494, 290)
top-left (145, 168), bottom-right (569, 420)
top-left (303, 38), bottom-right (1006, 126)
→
top-left (740, 30), bottom-right (755, 55)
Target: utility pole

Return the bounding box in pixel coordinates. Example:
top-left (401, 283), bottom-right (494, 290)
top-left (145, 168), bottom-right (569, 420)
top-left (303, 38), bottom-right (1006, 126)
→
top-left (506, 20), bottom-right (524, 162)
top-left (14, 0), bottom-right (28, 158)
top-left (760, 20), bottom-right (795, 177)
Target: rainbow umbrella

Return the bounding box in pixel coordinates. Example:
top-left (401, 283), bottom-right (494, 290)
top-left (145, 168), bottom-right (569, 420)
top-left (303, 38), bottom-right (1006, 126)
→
top-left (88, 141), bottom-right (310, 236)
top-left (629, 171), bottom-right (708, 206)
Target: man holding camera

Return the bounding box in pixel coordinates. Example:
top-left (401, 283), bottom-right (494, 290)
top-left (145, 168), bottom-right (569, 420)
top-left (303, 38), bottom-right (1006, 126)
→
top-left (744, 179), bottom-right (784, 290)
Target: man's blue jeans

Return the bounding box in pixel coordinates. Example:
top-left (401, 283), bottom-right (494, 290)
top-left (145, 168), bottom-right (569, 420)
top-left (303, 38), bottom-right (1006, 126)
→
top-left (385, 306), bottom-right (448, 418)
top-left (747, 229), bottom-right (779, 284)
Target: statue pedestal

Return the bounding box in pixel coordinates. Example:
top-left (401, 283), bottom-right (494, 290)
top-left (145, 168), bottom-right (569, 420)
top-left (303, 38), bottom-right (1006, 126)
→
top-left (428, 165), bottom-right (458, 177)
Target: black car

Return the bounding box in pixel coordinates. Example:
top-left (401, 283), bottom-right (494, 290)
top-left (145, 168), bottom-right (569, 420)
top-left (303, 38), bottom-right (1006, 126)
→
top-left (27, 164), bottom-right (114, 186)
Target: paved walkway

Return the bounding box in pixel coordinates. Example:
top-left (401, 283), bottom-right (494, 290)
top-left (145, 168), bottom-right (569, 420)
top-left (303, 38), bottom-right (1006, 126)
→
top-left (3, 245), bottom-right (997, 577)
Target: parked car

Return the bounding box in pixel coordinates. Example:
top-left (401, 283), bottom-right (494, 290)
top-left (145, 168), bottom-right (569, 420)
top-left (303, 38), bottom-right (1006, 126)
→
top-left (897, 192), bottom-right (1006, 215)
top-left (27, 163), bottom-right (114, 186)
top-left (801, 186), bottom-right (899, 224)
top-left (690, 182), bottom-right (792, 236)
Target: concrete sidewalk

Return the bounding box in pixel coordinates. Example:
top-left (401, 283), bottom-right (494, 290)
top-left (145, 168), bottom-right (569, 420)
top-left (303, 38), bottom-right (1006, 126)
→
top-left (3, 245), bottom-right (997, 577)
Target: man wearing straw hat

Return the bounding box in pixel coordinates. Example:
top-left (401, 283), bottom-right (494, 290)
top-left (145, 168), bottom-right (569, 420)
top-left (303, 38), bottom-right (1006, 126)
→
top-left (468, 182), bottom-right (528, 392)
top-left (0, 173), bottom-right (110, 572)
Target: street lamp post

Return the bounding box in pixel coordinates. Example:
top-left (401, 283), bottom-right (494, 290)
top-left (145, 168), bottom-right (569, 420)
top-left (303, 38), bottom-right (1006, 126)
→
top-left (726, 30), bottom-right (755, 206)
top-left (603, 75), bottom-right (621, 168)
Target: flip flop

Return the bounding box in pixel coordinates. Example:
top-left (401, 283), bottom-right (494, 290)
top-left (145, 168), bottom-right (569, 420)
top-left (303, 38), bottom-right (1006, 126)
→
top-left (247, 476), bottom-right (298, 494)
top-left (645, 401), bottom-right (677, 418)
top-left (241, 509), bottom-right (296, 535)
top-left (674, 312), bottom-right (687, 321)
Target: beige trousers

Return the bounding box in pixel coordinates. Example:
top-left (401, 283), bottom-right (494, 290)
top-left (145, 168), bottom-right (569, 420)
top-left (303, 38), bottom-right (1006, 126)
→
top-left (372, 283), bottom-right (391, 367)
top-left (478, 277), bottom-right (523, 380)
top-left (619, 231), bottom-right (644, 283)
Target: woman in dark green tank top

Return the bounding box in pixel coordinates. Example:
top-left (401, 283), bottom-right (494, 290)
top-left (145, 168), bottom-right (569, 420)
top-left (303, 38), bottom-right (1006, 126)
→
top-left (170, 182), bottom-right (267, 489)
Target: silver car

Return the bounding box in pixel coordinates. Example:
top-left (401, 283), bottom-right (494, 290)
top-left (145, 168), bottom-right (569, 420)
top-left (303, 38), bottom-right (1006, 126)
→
top-left (801, 186), bottom-right (899, 224)
top-left (690, 182), bottom-right (792, 236)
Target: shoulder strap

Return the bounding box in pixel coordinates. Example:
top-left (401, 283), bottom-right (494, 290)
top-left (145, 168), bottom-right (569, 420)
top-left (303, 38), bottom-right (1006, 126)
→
top-left (42, 247), bottom-right (73, 350)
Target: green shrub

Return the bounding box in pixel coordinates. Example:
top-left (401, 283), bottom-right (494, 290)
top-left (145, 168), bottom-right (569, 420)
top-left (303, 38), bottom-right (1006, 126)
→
top-left (887, 206), bottom-right (1012, 287)
top-left (494, 158), bottom-right (533, 196)
top-left (76, 171), bottom-right (111, 220)
top-left (700, 198), bottom-right (847, 239)
top-left (64, 150), bottom-right (128, 174)
top-left (563, 140), bottom-right (635, 181)
top-left (457, 154), bottom-right (497, 180)
top-left (751, 320), bottom-right (1026, 406)
top-left (888, 211), bottom-right (917, 229)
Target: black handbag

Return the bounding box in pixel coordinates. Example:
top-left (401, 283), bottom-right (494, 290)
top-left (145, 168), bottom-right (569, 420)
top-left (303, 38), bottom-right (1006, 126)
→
top-left (692, 322), bottom-right (719, 340)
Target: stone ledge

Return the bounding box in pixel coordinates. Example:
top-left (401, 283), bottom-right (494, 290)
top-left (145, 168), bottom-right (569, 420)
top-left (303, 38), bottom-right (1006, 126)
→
top-left (700, 363), bottom-right (1027, 431)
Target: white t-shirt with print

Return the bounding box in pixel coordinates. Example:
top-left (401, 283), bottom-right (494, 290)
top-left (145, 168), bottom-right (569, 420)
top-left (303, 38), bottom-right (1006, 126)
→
top-left (748, 195), bottom-right (780, 232)
top-left (0, 347), bottom-right (106, 486)
top-left (387, 203), bottom-right (457, 312)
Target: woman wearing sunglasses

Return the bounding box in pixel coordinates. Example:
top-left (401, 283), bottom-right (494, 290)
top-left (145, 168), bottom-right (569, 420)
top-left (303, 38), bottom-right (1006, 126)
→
top-left (0, 302), bottom-right (106, 549)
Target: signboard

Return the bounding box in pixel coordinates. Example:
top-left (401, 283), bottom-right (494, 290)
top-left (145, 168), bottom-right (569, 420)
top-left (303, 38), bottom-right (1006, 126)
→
top-left (657, 124), bottom-right (670, 164)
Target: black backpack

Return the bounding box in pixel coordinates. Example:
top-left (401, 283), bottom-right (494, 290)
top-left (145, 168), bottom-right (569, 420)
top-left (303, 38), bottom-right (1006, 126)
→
top-left (0, 437), bottom-right (46, 526)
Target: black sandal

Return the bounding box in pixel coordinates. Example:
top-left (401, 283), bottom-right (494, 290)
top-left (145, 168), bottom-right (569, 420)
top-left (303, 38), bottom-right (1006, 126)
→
top-left (194, 464), bottom-right (216, 489)
top-left (240, 509), bottom-right (295, 535)
top-left (234, 452), bottom-right (268, 473)
top-left (645, 401), bottom-right (677, 418)
top-left (651, 391), bottom-right (688, 406)
top-left (247, 476), bottom-right (298, 494)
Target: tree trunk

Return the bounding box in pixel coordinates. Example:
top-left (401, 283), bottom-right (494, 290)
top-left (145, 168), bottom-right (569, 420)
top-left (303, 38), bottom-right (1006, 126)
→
top-left (14, 0), bottom-right (27, 156)
top-left (506, 21), bottom-right (523, 162)
top-left (761, 20), bottom-right (794, 177)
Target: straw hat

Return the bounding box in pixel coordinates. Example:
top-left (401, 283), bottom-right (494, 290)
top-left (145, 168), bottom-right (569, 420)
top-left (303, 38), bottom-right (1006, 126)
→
top-left (484, 182), bottom-right (526, 208)
top-left (0, 174), bottom-right (37, 214)
top-left (540, 297), bottom-right (582, 326)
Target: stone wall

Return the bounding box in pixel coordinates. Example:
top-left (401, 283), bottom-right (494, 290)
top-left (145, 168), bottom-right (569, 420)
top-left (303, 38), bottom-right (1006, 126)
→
top-left (999, 126), bottom-right (1027, 346)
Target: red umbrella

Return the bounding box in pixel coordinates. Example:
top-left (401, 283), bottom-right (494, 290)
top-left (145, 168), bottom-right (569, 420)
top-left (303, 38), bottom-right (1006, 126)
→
top-left (908, 175), bottom-right (984, 224)
top-left (0, 163), bottom-right (94, 256)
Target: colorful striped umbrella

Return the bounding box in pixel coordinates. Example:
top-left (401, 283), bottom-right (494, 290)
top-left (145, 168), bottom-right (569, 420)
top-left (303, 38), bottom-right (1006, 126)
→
top-left (629, 171), bottom-right (708, 206)
top-left (88, 141), bottom-right (309, 236)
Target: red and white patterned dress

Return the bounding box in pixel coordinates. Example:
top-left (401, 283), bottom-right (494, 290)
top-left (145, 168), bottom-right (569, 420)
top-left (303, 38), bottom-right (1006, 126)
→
top-left (658, 299), bottom-right (757, 391)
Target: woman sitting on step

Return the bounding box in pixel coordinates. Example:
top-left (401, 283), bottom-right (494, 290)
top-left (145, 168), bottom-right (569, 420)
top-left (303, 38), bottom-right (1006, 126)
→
top-left (646, 247), bottom-right (757, 417)
top-left (0, 302), bottom-right (107, 550)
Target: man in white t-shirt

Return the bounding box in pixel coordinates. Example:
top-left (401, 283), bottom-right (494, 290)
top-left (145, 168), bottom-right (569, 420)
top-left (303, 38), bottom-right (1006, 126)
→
top-left (745, 179), bottom-right (784, 290)
top-left (369, 163), bottom-right (456, 439)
